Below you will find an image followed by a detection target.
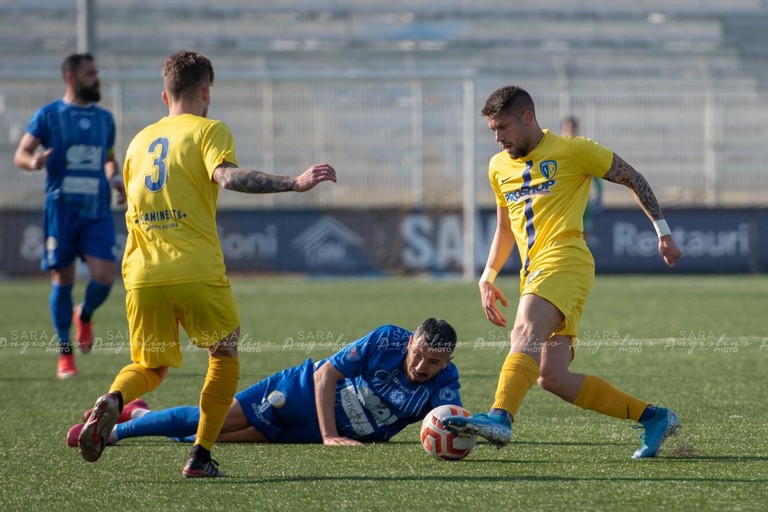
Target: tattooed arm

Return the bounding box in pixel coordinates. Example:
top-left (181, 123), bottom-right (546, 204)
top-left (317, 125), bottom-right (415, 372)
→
top-left (602, 153), bottom-right (681, 267)
top-left (602, 154), bottom-right (663, 221)
top-left (213, 162), bottom-right (337, 193)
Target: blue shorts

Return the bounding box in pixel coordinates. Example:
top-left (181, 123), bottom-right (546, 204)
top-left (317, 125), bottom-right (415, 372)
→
top-left (235, 358), bottom-right (324, 443)
top-left (42, 199), bottom-right (116, 270)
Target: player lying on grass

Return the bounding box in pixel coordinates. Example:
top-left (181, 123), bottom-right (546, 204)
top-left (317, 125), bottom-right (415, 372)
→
top-left (68, 318), bottom-right (461, 447)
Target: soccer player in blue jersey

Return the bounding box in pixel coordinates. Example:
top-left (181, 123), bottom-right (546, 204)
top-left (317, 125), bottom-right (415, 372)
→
top-left (13, 54), bottom-right (126, 380)
top-left (444, 85), bottom-right (682, 459)
top-left (67, 318), bottom-right (461, 448)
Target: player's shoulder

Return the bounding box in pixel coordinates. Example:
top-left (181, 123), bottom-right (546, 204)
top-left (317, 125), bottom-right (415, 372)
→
top-left (91, 103), bottom-right (115, 119)
top-left (358, 324), bottom-right (410, 354)
top-left (540, 129), bottom-right (576, 151)
top-left (553, 130), bottom-right (608, 153)
top-left (440, 361), bottom-right (460, 380)
top-left (176, 115), bottom-right (232, 140)
top-left (429, 363), bottom-right (460, 394)
top-left (200, 117), bottom-right (233, 137)
top-left (489, 150), bottom-right (510, 168)
top-left (34, 99), bottom-right (63, 116)
top-left (128, 120), bottom-right (161, 143)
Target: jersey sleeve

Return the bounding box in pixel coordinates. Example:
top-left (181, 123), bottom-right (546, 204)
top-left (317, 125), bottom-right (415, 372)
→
top-left (428, 364), bottom-right (462, 408)
top-left (26, 107), bottom-right (49, 144)
top-left (201, 121), bottom-right (238, 179)
top-left (488, 154), bottom-right (507, 207)
top-left (570, 136), bottom-right (614, 178)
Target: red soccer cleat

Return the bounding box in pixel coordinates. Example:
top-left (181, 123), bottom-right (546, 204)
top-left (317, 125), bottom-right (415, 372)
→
top-left (119, 398), bottom-right (150, 423)
top-left (66, 423), bottom-right (83, 447)
top-left (72, 305), bottom-right (93, 354)
top-left (82, 397), bottom-right (150, 424)
top-left (56, 354), bottom-right (78, 380)
top-left (78, 394), bottom-right (119, 463)
top-left (67, 422), bottom-right (119, 448)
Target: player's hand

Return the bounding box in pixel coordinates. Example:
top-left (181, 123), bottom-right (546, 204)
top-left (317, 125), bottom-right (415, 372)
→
top-left (480, 281), bottom-right (508, 327)
top-left (29, 148), bottom-right (53, 170)
top-left (293, 163), bottom-right (337, 192)
top-left (658, 234), bottom-right (681, 267)
top-left (322, 435), bottom-right (363, 446)
top-left (112, 178), bottom-right (127, 205)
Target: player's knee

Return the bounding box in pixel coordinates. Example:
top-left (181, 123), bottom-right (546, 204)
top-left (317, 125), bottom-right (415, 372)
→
top-left (86, 259), bottom-right (117, 284)
top-left (537, 370), bottom-right (567, 395)
top-left (90, 269), bottom-right (116, 285)
top-left (155, 366), bottom-right (170, 382)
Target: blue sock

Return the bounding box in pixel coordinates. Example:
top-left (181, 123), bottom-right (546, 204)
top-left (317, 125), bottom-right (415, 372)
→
top-left (115, 406), bottom-right (200, 441)
top-left (639, 405), bottom-right (657, 423)
top-left (50, 283), bottom-right (73, 351)
top-left (81, 280), bottom-right (112, 321)
top-left (489, 407), bottom-right (513, 423)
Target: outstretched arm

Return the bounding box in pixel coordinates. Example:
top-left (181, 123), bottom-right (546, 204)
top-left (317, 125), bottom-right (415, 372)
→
top-left (213, 162), bottom-right (336, 193)
top-left (602, 153), bottom-right (682, 267)
top-left (313, 361), bottom-right (363, 446)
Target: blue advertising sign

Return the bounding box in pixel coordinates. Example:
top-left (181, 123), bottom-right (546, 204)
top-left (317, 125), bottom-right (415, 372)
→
top-left (0, 208), bottom-right (765, 276)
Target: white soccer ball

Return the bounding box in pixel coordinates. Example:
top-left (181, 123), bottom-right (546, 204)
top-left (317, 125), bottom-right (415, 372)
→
top-left (420, 404), bottom-right (476, 461)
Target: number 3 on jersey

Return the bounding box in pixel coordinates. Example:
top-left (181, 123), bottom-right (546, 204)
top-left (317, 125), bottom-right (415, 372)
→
top-left (145, 137), bottom-right (170, 192)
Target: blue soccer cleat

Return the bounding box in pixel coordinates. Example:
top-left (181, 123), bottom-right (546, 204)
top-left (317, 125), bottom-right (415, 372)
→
top-left (444, 412), bottom-right (512, 448)
top-left (632, 407), bottom-right (680, 459)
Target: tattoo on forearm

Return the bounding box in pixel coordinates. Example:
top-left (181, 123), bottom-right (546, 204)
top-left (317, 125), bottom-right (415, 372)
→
top-left (219, 168), bottom-right (294, 193)
top-left (602, 154), bottom-right (663, 220)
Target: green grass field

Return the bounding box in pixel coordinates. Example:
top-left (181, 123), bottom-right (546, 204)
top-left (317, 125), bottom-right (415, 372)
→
top-left (1, 275), bottom-right (767, 511)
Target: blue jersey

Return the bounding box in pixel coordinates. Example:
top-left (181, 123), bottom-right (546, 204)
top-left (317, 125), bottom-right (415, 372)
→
top-left (328, 324), bottom-right (461, 442)
top-left (27, 99), bottom-right (116, 219)
top-left (235, 324), bottom-right (461, 443)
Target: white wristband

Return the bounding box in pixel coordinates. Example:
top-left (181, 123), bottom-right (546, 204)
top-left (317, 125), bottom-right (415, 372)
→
top-left (653, 219), bottom-right (671, 238)
top-left (479, 267), bottom-right (498, 285)
top-left (110, 175), bottom-right (123, 186)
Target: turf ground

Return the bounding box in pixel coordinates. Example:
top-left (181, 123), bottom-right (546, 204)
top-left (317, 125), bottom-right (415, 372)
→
top-left (1, 275), bottom-right (767, 511)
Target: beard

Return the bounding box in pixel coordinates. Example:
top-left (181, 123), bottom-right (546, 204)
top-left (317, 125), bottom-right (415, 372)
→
top-left (76, 83), bottom-right (101, 103)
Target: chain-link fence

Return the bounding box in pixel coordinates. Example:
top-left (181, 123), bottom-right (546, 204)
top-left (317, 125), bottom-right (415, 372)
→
top-left (3, 57), bottom-right (767, 211)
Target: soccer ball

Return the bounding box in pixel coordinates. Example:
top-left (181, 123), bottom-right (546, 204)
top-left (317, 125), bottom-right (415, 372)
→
top-left (420, 404), bottom-right (476, 461)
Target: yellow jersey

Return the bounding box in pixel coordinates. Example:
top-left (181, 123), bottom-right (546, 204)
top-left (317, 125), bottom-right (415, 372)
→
top-left (489, 129), bottom-right (613, 274)
top-left (122, 113), bottom-right (238, 288)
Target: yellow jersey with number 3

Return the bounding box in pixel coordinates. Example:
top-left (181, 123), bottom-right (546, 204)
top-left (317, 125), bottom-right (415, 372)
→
top-left (122, 113), bottom-right (238, 289)
top-left (489, 129), bottom-right (613, 274)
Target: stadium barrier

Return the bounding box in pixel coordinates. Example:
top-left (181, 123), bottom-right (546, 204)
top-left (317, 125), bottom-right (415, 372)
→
top-left (1, 208), bottom-right (765, 276)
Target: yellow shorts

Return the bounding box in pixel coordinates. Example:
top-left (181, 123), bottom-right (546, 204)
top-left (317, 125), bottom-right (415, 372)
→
top-left (125, 277), bottom-right (240, 368)
top-left (519, 252), bottom-right (594, 338)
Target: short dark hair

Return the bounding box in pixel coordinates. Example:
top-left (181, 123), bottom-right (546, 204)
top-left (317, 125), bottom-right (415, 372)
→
top-left (61, 53), bottom-right (94, 77)
top-left (481, 85), bottom-right (536, 118)
top-left (414, 318), bottom-right (457, 354)
top-left (162, 50), bottom-right (215, 99)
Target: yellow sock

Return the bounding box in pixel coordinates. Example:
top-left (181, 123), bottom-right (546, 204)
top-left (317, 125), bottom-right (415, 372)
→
top-left (109, 363), bottom-right (163, 404)
top-left (573, 375), bottom-right (650, 421)
top-left (196, 354), bottom-right (240, 451)
top-left (491, 352), bottom-right (540, 417)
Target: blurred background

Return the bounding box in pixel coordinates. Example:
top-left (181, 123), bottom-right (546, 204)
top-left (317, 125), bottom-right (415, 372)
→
top-left (2, 0), bottom-right (768, 276)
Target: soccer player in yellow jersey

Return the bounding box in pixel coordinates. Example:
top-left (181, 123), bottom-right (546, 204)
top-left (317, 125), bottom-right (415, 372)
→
top-left (77, 50), bottom-right (337, 477)
top-left (444, 85), bottom-right (682, 458)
